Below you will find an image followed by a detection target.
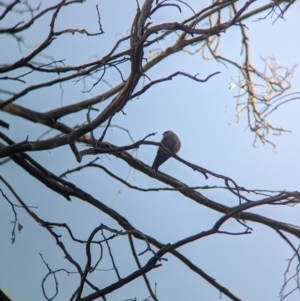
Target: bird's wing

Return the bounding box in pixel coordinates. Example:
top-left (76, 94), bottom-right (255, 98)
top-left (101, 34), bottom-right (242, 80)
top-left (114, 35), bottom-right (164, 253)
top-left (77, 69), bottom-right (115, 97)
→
top-left (162, 134), bottom-right (181, 153)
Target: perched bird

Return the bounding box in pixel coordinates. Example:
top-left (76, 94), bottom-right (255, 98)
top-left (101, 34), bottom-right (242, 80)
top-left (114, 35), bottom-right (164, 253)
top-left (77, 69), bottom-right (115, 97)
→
top-left (152, 130), bottom-right (181, 172)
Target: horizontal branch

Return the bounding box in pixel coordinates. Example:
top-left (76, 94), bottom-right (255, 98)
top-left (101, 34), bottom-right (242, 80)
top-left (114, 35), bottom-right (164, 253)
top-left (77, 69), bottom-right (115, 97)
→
top-left (144, 0), bottom-right (257, 41)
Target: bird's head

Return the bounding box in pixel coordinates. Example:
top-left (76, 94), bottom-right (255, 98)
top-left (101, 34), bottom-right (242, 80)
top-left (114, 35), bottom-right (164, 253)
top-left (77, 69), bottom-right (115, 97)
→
top-left (163, 130), bottom-right (172, 136)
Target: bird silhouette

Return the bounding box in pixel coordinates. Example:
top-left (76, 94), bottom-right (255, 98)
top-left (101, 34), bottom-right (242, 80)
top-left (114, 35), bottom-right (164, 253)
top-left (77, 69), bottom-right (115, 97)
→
top-left (152, 130), bottom-right (181, 172)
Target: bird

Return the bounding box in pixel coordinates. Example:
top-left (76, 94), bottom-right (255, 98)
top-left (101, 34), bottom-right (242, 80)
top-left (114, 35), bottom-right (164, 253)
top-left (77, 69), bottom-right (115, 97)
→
top-left (151, 130), bottom-right (181, 172)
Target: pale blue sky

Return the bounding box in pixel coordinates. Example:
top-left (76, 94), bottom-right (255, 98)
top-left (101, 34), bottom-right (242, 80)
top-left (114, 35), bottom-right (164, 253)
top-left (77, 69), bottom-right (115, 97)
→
top-left (1, 1), bottom-right (300, 301)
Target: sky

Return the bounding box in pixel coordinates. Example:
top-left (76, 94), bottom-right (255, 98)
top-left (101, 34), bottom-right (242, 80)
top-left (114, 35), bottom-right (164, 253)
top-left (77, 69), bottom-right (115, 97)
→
top-left (1, 1), bottom-right (300, 301)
